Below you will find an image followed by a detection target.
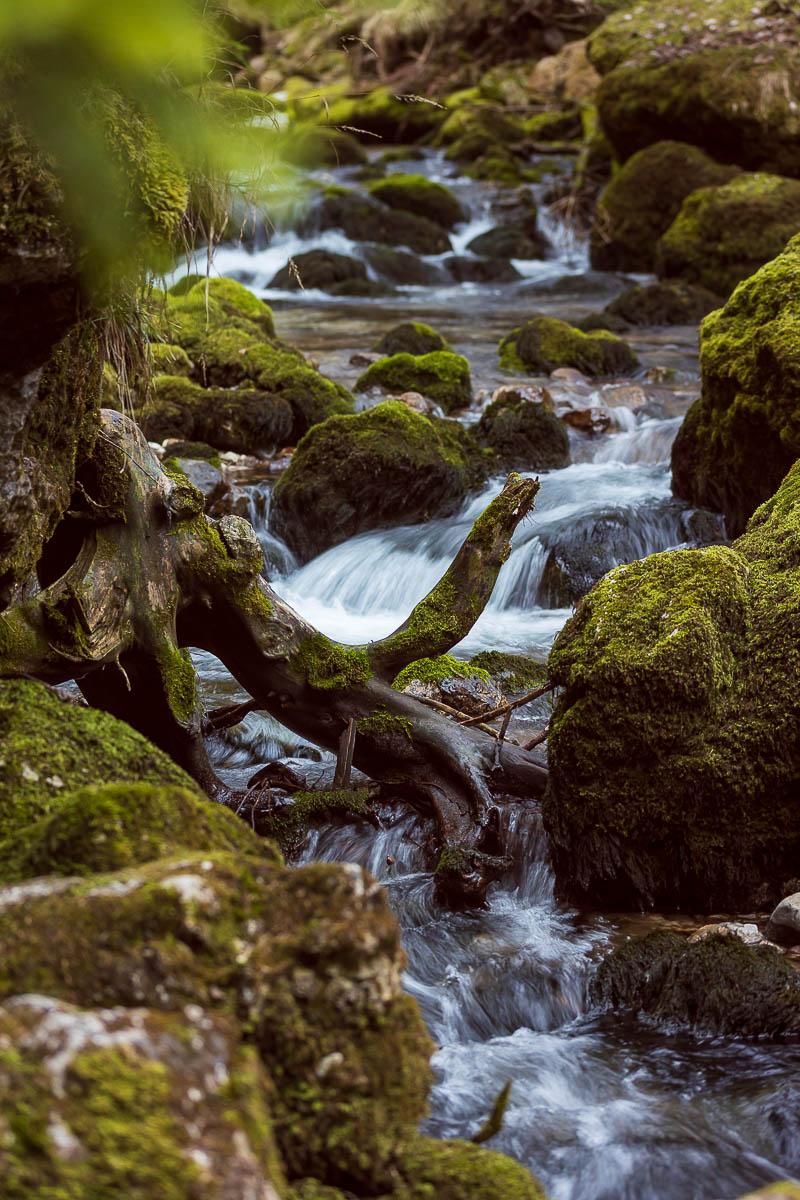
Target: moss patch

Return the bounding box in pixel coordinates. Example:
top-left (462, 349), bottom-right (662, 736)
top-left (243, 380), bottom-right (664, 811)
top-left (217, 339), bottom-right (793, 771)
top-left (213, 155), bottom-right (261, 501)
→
top-left (393, 654), bottom-right (490, 691)
top-left (374, 321), bottom-right (449, 357)
top-left (478, 388), bottom-right (570, 469)
top-left (499, 316), bottom-right (637, 378)
top-left (368, 174), bottom-right (465, 230)
top-left (356, 352), bottom-right (472, 414)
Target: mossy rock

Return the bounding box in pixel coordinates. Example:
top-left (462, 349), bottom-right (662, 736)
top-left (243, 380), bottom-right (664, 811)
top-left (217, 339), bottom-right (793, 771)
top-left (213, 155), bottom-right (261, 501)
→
top-left (392, 653), bottom-right (491, 692)
top-left (522, 109), bottom-right (583, 142)
top-left (305, 188), bottom-right (452, 256)
top-left (590, 140), bottom-right (739, 272)
top-left (282, 125), bottom-right (367, 168)
top-left (468, 651), bottom-right (548, 694)
top-left (499, 316), bottom-right (637, 378)
top-left (364, 246), bottom-right (447, 286)
top-left (142, 373), bottom-right (294, 453)
top-left (592, 27), bottom-right (800, 178)
top-left (268, 249), bottom-right (369, 293)
top-left (153, 281), bottom-right (352, 442)
top-left (591, 930), bottom-right (800, 1038)
top-left (0, 781), bottom-right (277, 883)
top-left (374, 321), bottom-right (448, 357)
top-left (160, 439), bottom-right (221, 465)
top-left (368, 174), bottom-right (465, 231)
top-left (671, 234), bottom-right (800, 537)
top-left (545, 458), bottom-right (800, 910)
top-left (150, 342), bottom-right (193, 376)
top-left (604, 280), bottom-right (722, 326)
top-left (434, 105), bottom-right (527, 162)
top-left (271, 401), bottom-right (486, 562)
top-left (324, 87), bottom-right (445, 143)
top-left (478, 386), bottom-right (570, 470)
top-left (0, 680), bottom-right (196, 840)
top-left (356, 351), bottom-right (472, 414)
top-left (657, 171), bottom-right (800, 294)
top-left (467, 225), bottom-right (548, 261)
top-left (255, 787), bottom-right (370, 855)
top-left (391, 1135), bottom-right (547, 1199)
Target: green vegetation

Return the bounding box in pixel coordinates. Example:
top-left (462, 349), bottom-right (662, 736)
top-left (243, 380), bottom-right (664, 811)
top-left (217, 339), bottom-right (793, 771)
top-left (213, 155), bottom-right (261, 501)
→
top-left (469, 651), bottom-right (548, 693)
top-left (499, 316), bottom-right (637, 377)
top-left (393, 653), bottom-right (490, 691)
top-left (478, 388), bottom-right (570, 470)
top-left (368, 174), bottom-right (465, 230)
top-left (356, 351), bottom-right (472, 413)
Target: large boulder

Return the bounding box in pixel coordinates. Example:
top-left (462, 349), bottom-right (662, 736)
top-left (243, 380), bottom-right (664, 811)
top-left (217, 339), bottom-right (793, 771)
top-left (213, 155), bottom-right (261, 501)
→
top-left (303, 187), bottom-right (452, 256)
top-left (268, 249), bottom-right (371, 293)
top-left (467, 224), bottom-right (549, 261)
top-left (499, 315), bottom-right (637, 377)
top-left (374, 321), bottom-right (449, 357)
top-left (270, 401), bottom-right (486, 561)
top-left (324, 86), bottom-right (445, 143)
top-left (589, 2), bottom-right (800, 176)
top-left (590, 140), bottom-right (739, 272)
top-left (155, 276), bottom-right (352, 442)
top-left (603, 280), bottom-right (722, 327)
top-left (657, 172), bottom-right (800, 295)
top-left (671, 234), bottom-right (800, 537)
top-left (477, 385), bottom-right (570, 471)
top-left (545, 459), bottom-right (800, 911)
top-left (143, 374), bottom-right (293, 453)
top-left (591, 930), bottom-right (800, 1038)
top-left (356, 351), bottom-right (472, 414)
top-left (368, 173), bottom-right (466, 230)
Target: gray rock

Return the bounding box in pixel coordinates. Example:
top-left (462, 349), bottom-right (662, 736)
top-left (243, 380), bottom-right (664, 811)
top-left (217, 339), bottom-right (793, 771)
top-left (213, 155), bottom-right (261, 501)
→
top-left (174, 457), bottom-right (229, 511)
top-left (767, 892), bottom-right (800, 946)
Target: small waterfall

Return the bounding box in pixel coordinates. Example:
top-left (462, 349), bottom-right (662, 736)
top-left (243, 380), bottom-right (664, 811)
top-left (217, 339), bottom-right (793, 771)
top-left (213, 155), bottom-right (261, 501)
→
top-left (594, 416), bottom-right (682, 465)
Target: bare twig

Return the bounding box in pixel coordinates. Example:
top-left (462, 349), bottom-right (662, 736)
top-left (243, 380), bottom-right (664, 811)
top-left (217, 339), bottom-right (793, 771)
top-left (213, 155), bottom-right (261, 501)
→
top-left (202, 698), bottom-right (260, 735)
top-left (333, 717), bottom-right (357, 788)
top-left (458, 683), bottom-right (555, 728)
top-left (521, 725), bottom-right (550, 752)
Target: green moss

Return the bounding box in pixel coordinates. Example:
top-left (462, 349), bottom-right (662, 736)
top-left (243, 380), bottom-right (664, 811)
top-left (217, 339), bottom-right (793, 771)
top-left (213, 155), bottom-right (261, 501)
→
top-left (374, 322), bottom-right (449, 357)
top-left (150, 342), bottom-right (193, 376)
top-left (434, 106), bottom-right (526, 162)
top-left (671, 232), bottom-right (800, 535)
top-left (0, 680), bottom-right (197, 840)
top-left (142, 372), bottom-right (294, 453)
top-left (0, 781), bottom-right (276, 883)
top-left (468, 651), bottom-right (548, 693)
top-left (258, 788), bottom-right (370, 854)
top-left (292, 633), bottom-right (371, 691)
top-left (161, 440), bottom-right (221, 467)
top-left (356, 708), bottom-right (414, 741)
top-left (392, 654), bottom-right (490, 691)
top-left (657, 171), bottom-right (800, 294)
top-left (499, 316), bottom-right (637, 378)
top-left (356, 352), bottom-right (472, 414)
top-left (522, 109), bottom-right (582, 141)
top-left (324, 87), bottom-right (444, 143)
top-left (271, 401), bottom-right (486, 561)
top-left (392, 1135), bottom-right (547, 1199)
top-left (591, 140), bottom-right (739, 272)
top-left (368, 174), bottom-right (465, 230)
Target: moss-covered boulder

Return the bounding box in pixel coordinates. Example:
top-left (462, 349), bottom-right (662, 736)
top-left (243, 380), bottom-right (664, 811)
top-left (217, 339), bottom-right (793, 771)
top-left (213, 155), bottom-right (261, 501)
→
top-left (143, 374), bottom-right (294, 452)
top-left (282, 125), bottom-right (367, 168)
top-left (0, 679), bottom-right (196, 838)
top-left (395, 1136), bottom-right (547, 1199)
top-left (368, 174), bottom-right (465, 230)
top-left (271, 401), bottom-right (486, 561)
top-left (468, 651), bottom-right (548, 695)
top-left (305, 187), bottom-right (452, 256)
top-left (545, 458), bottom-right (800, 910)
top-left (467, 225), bottom-right (548, 260)
top-left (434, 105), bottom-right (526, 163)
top-left (590, 140), bottom-right (739, 272)
top-left (153, 277), bottom-right (352, 442)
top-left (356, 351), bottom-right (472, 414)
top-left (0, 781), bottom-right (277, 883)
top-left (374, 321), bottom-right (448, 357)
top-left (499, 316), bottom-right (637, 378)
top-left (325, 87), bottom-right (445, 143)
top-left (268, 249), bottom-right (371, 293)
top-left (364, 246), bottom-right (447, 286)
top-left (392, 654), bottom-right (502, 718)
top-left (657, 172), bottom-right (800, 295)
top-left (589, 2), bottom-right (800, 175)
top-left (604, 280), bottom-right (722, 326)
top-left (671, 234), bottom-right (800, 537)
top-left (477, 386), bottom-right (570, 470)
top-left (591, 930), bottom-right (800, 1038)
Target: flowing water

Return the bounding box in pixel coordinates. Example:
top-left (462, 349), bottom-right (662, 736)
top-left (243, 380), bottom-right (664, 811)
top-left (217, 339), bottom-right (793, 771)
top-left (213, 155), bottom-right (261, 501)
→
top-left (190, 148), bottom-right (800, 1198)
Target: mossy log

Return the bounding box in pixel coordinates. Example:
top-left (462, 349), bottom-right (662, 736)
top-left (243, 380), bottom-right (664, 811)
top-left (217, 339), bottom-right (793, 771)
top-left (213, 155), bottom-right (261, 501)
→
top-left (0, 410), bottom-right (547, 907)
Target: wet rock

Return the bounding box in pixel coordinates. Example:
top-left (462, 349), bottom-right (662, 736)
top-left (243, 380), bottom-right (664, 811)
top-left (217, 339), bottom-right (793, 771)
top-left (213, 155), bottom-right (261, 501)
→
top-left (468, 651), bottom-right (548, 696)
top-left (364, 245), bottom-right (447, 285)
top-left (688, 922), bottom-right (769, 947)
top-left (523, 108), bottom-right (583, 142)
top-left (270, 401), bottom-right (485, 562)
top-left (143, 375), bottom-right (294, 456)
top-left (671, 234), bottom-right (800, 537)
top-left (393, 654), bottom-right (503, 717)
top-left (657, 172), bottom-right (800, 295)
top-left (500, 315), bottom-right (638, 378)
top-left (604, 280), bottom-right (723, 326)
top-left (490, 186), bottom-right (539, 228)
top-left (591, 930), bottom-right (800, 1038)
top-left (282, 125), bottom-right (367, 167)
top-left (396, 391), bottom-right (438, 415)
top-left (545, 460), bottom-right (800, 911)
top-left (168, 455), bottom-right (229, 511)
top-left (559, 405), bottom-right (612, 435)
top-left (374, 321), bottom-right (448, 357)
top-left (443, 255), bottom-right (522, 283)
top-left (590, 140), bottom-right (739, 273)
top-left (528, 38), bottom-right (600, 105)
top-left (478, 385), bottom-right (570, 471)
top-left (303, 188), bottom-right (451, 256)
top-left (434, 104), bottom-right (527, 164)
top-left (268, 249), bottom-right (368, 292)
top-left (356, 351), bottom-right (472, 415)
top-left (767, 894), bottom-right (800, 947)
top-left (368, 173), bottom-right (466, 230)
top-left (324, 85), bottom-right (445, 143)
top-left (467, 225), bottom-right (549, 261)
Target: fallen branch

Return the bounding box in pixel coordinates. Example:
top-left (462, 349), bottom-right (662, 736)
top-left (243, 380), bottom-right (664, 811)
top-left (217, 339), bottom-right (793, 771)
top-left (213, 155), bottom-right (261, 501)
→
top-left (458, 682), bottom-right (555, 727)
top-left (521, 725), bottom-right (550, 752)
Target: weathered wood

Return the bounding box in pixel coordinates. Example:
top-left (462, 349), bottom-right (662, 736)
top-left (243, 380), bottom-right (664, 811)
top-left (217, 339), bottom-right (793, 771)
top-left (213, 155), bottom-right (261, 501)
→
top-left (333, 717), bottom-right (357, 787)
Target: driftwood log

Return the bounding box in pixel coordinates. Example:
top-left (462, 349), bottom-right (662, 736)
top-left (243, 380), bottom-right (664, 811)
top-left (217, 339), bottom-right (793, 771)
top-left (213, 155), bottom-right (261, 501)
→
top-left (0, 410), bottom-right (547, 905)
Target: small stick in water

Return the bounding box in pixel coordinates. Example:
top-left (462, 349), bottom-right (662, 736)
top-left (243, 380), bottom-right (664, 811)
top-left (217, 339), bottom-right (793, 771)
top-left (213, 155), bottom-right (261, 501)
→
top-left (471, 1080), bottom-right (512, 1144)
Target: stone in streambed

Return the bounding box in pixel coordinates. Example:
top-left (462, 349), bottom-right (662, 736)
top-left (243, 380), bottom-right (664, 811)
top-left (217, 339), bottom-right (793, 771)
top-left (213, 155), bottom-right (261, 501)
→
top-left (477, 385), bottom-right (570, 471)
top-left (356, 351), bottom-right (472, 414)
top-left (392, 654), bottom-right (503, 718)
top-left (143, 375), bottom-right (294, 455)
top-left (364, 245), bottom-right (447, 286)
top-left (270, 401), bottom-right (486, 562)
top-left (467, 225), bottom-right (549, 260)
top-left (591, 930), bottom-right (800, 1038)
top-left (444, 255), bottom-right (522, 283)
top-left (767, 893), bottom-right (800, 946)
top-left (499, 315), bottom-right (637, 378)
top-left (302, 187), bottom-right (451, 256)
top-left (602, 280), bottom-right (722, 327)
top-left (268, 249), bottom-right (368, 292)
top-left (374, 321), bottom-right (448, 357)
top-left (368, 173), bottom-right (466, 230)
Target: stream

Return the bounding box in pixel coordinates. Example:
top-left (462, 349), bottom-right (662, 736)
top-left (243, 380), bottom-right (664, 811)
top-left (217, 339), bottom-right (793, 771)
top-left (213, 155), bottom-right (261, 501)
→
top-left (188, 147), bottom-right (800, 1198)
